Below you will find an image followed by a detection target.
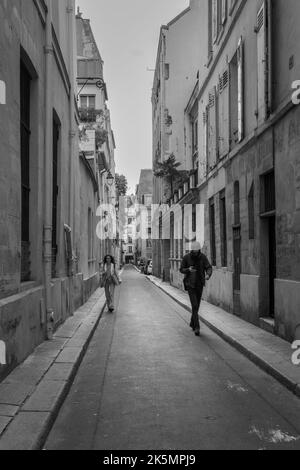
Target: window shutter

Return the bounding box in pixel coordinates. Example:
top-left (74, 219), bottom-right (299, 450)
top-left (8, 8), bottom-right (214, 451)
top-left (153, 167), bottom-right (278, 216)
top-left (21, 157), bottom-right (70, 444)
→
top-left (204, 106), bottom-right (208, 173)
top-left (256, 2), bottom-right (268, 124)
top-left (237, 37), bottom-right (244, 142)
top-left (219, 67), bottom-right (230, 157)
top-left (208, 87), bottom-right (217, 169)
top-left (212, 0), bottom-right (218, 42)
top-left (222, 0), bottom-right (227, 24)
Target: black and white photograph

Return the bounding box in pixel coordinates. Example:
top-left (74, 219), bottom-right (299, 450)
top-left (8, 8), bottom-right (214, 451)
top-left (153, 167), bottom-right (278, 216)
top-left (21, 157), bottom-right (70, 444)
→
top-left (0, 0), bottom-right (300, 454)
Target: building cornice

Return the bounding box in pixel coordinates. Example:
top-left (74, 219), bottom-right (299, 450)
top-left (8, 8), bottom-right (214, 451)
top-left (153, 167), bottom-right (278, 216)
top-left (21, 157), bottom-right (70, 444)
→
top-left (52, 25), bottom-right (71, 97)
top-left (33, 0), bottom-right (48, 26)
top-left (167, 7), bottom-right (191, 27)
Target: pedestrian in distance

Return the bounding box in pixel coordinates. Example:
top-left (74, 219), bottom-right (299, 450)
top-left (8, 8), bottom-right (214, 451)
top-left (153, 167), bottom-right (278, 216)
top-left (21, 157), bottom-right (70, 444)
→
top-left (100, 255), bottom-right (121, 312)
top-left (180, 242), bottom-right (212, 336)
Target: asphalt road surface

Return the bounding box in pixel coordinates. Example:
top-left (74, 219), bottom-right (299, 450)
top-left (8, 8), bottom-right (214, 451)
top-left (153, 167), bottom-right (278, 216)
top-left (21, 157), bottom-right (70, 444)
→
top-left (44, 266), bottom-right (300, 450)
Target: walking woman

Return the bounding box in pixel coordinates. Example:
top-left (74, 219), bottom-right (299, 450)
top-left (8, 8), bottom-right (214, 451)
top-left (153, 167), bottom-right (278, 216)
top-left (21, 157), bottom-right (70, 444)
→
top-left (100, 255), bottom-right (121, 312)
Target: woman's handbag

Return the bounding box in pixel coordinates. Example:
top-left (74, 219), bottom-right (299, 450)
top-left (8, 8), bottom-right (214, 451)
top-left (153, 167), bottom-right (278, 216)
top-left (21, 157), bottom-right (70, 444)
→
top-left (99, 273), bottom-right (106, 288)
top-left (112, 273), bottom-right (120, 286)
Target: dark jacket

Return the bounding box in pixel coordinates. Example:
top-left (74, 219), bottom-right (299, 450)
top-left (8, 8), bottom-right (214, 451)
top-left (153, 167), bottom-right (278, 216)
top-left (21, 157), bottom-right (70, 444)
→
top-left (180, 252), bottom-right (213, 291)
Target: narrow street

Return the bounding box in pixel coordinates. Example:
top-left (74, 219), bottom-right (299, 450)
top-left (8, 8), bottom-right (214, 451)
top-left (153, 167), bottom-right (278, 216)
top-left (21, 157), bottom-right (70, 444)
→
top-left (44, 266), bottom-right (300, 451)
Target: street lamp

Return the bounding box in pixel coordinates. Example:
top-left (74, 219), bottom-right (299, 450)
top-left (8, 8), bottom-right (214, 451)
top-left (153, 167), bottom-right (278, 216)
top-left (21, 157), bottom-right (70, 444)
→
top-left (106, 171), bottom-right (114, 187)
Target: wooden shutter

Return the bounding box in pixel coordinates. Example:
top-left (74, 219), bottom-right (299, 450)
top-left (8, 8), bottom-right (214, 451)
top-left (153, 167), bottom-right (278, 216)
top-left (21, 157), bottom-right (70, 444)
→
top-left (212, 0), bottom-right (218, 43)
top-left (237, 37), bottom-right (244, 142)
top-left (222, 0), bottom-right (227, 24)
top-left (208, 87), bottom-right (217, 169)
top-left (257, 2), bottom-right (268, 124)
top-left (219, 68), bottom-right (230, 157)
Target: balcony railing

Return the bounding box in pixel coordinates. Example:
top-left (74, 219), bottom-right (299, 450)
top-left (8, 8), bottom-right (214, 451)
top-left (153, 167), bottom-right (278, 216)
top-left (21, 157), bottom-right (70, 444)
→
top-left (78, 108), bottom-right (103, 123)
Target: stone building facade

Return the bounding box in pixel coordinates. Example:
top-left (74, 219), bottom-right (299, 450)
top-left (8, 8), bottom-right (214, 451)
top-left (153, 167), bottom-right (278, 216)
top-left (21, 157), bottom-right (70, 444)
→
top-left (0, 0), bottom-right (117, 381)
top-left (152, 0), bottom-right (205, 282)
top-left (135, 170), bottom-right (153, 264)
top-left (76, 10), bottom-right (119, 272)
top-left (152, 0), bottom-right (300, 342)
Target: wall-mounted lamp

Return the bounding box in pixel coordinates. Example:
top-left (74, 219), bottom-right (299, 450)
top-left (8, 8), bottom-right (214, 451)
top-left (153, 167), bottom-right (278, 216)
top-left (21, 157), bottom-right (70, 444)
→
top-left (76, 77), bottom-right (106, 101)
top-left (106, 171), bottom-right (114, 187)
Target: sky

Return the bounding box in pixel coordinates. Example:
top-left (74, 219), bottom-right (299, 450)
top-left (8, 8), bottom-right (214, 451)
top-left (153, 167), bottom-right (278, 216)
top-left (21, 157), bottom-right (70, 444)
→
top-left (76, 0), bottom-right (190, 193)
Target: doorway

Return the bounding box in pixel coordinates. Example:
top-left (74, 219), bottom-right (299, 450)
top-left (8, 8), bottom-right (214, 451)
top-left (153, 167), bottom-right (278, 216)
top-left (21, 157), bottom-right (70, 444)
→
top-left (233, 181), bottom-right (241, 315)
top-left (268, 216), bottom-right (276, 318)
top-left (260, 170), bottom-right (276, 319)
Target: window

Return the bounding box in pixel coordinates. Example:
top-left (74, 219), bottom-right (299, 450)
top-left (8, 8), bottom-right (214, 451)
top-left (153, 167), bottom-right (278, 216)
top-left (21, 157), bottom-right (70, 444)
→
top-left (20, 61), bottom-right (32, 281)
top-left (192, 119), bottom-right (198, 156)
top-left (220, 190), bottom-right (227, 266)
top-left (181, 206), bottom-right (184, 257)
top-left (128, 237), bottom-right (133, 244)
top-left (80, 95), bottom-right (96, 109)
top-left (248, 183), bottom-right (255, 239)
top-left (159, 212), bottom-right (162, 240)
top-left (208, 0), bottom-right (213, 62)
top-left (170, 212), bottom-right (174, 258)
top-left (88, 208), bottom-right (94, 261)
top-left (234, 181), bottom-right (240, 225)
top-left (229, 0), bottom-right (238, 15)
top-left (146, 239), bottom-right (152, 248)
top-left (261, 171), bottom-right (275, 215)
top-left (52, 115), bottom-right (60, 277)
top-left (128, 218), bottom-right (133, 225)
top-left (209, 198), bottom-right (216, 266)
top-left (229, 38), bottom-right (244, 149)
top-left (128, 246), bottom-right (133, 254)
top-left (207, 87), bottom-right (218, 171)
top-left (213, 0), bottom-right (227, 43)
top-left (192, 204), bottom-right (197, 234)
top-left (164, 64), bottom-right (170, 80)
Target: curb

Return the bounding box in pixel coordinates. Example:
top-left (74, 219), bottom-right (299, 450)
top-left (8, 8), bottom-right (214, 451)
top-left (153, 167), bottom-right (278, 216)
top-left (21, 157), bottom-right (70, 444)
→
top-left (0, 290), bottom-right (107, 450)
top-left (147, 276), bottom-right (300, 399)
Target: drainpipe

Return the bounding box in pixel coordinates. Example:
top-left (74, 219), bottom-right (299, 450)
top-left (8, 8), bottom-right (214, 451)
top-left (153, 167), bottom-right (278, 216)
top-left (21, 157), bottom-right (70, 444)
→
top-left (44, 0), bottom-right (54, 340)
top-left (67, 0), bottom-right (76, 314)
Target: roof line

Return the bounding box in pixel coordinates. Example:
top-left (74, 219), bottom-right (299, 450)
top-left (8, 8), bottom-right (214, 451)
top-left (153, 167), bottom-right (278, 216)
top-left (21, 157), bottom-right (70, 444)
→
top-left (167, 6), bottom-right (191, 27)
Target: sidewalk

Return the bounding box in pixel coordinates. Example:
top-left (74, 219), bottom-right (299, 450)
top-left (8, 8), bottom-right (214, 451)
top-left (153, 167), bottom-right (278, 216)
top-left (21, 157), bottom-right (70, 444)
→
top-left (0, 288), bottom-right (107, 450)
top-left (147, 276), bottom-right (300, 398)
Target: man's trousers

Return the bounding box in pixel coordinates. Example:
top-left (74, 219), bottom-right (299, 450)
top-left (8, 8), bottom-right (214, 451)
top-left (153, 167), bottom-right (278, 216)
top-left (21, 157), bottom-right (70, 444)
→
top-left (187, 285), bottom-right (204, 331)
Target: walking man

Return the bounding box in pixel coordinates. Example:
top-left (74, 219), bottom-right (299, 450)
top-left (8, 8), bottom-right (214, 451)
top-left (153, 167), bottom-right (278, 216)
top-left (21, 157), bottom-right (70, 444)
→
top-left (180, 242), bottom-right (212, 336)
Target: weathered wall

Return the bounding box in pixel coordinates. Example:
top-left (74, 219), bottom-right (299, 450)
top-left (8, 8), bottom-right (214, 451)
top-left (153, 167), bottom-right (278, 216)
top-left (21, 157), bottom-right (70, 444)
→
top-left (274, 104), bottom-right (300, 340)
top-left (0, 286), bottom-right (45, 382)
top-left (0, 0), bottom-right (101, 381)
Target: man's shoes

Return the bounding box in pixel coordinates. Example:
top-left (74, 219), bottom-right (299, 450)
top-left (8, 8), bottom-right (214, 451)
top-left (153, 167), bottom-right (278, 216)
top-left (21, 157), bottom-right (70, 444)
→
top-left (194, 329), bottom-right (200, 337)
top-left (190, 322), bottom-right (195, 331)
